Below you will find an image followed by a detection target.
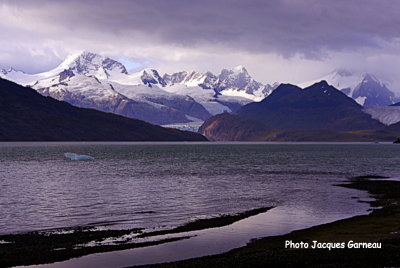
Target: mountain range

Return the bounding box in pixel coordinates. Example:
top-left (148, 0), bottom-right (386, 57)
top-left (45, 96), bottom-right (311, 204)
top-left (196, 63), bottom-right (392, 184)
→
top-left (199, 81), bottom-right (400, 141)
top-left (0, 77), bottom-right (206, 141)
top-left (2, 52), bottom-right (398, 128)
top-left (238, 81), bottom-right (383, 131)
top-left (300, 69), bottom-right (398, 107)
top-left (0, 52), bottom-right (267, 125)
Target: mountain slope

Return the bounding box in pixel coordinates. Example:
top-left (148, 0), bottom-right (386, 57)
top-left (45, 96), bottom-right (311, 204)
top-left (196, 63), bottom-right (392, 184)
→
top-left (0, 78), bottom-right (207, 141)
top-left (216, 66), bottom-right (274, 101)
top-left (198, 113), bottom-right (271, 141)
top-left (300, 70), bottom-right (397, 106)
top-left (33, 74), bottom-right (191, 125)
top-left (363, 106), bottom-right (400, 126)
top-left (65, 51), bottom-right (128, 79)
top-left (164, 70), bottom-right (219, 89)
top-left (1, 52), bottom-right (261, 125)
top-left (238, 81), bottom-right (384, 131)
top-left (352, 73), bottom-right (396, 106)
top-left (199, 113), bottom-right (397, 142)
top-left (163, 66), bottom-right (274, 102)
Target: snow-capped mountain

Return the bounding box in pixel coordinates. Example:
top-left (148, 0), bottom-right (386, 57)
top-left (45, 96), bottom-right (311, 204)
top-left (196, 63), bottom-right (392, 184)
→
top-left (163, 66), bottom-right (275, 102)
top-left (139, 69), bottom-right (166, 87)
top-left (164, 70), bottom-right (219, 89)
top-left (0, 51), bottom-right (128, 85)
top-left (65, 51), bottom-right (128, 79)
top-left (1, 51), bottom-right (265, 126)
top-left (0, 67), bottom-right (55, 86)
top-left (216, 66), bottom-right (274, 101)
top-left (33, 73), bottom-right (193, 125)
top-left (3, 52), bottom-right (400, 129)
top-left (300, 69), bottom-right (397, 106)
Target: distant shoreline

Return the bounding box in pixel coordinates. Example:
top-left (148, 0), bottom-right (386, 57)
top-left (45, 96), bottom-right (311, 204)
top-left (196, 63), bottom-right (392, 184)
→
top-left (0, 141), bottom-right (394, 144)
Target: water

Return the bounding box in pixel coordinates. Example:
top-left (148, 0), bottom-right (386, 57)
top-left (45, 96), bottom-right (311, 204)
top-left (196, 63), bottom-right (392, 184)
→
top-left (2, 142), bottom-right (400, 267)
top-left (0, 142), bottom-right (398, 235)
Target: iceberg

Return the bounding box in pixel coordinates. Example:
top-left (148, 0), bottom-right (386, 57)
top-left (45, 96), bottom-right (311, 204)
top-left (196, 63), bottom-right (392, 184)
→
top-left (64, 153), bottom-right (94, 161)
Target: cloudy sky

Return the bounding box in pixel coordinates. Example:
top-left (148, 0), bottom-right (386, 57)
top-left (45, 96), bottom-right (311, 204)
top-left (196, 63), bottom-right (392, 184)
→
top-left (1, 0), bottom-right (400, 86)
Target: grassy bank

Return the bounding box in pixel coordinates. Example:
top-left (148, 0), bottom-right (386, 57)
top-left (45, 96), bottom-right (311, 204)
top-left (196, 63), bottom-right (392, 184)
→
top-left (137, 176), bottom-right (400, 267)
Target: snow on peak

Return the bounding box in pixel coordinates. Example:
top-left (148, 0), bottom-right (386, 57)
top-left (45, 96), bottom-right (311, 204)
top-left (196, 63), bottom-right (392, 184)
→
top-left (163, 71), bottom-right (188, 85)
top-left (300, 70), bottom-right (396, 106)
top-left (163, 70), bottom-right (218, 89)
top-left (219, 66), bottom-right (255, 90)
top-left (300, 70), bottom-right (361, 92)
top-left (215, 66), bottom-right (274, 101)
top-left (0, 67), bottom-right (26, 76)
top-left (0, 67), bottom-right (35, 85)
top-left (58, 51), bottom-right (128, 79)
top-left (1, 67), bottom-right (16, 74)
top-left (0, 51), bottom-right (130, 86)
top-left (140, 68), bottom-right (166, 87)
top-left (57, 51), bottom-right (86, 69)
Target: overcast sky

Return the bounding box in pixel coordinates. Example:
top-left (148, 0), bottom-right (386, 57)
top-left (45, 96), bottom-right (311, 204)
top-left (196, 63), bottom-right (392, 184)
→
top-left (1, 0), bottom-right (400, 87)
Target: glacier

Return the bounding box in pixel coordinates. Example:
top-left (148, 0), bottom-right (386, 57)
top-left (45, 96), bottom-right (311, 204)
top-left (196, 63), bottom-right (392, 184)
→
top-left (363, 106), bottom-right (400, 125)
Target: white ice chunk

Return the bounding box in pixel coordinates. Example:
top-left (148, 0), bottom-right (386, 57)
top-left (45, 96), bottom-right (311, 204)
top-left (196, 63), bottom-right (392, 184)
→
top-left (64, 153), bottom-right (94, 161)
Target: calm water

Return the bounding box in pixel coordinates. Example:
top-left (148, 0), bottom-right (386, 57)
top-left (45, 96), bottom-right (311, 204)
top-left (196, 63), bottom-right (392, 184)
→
top-left (1, 142), bottom-right (399, 236)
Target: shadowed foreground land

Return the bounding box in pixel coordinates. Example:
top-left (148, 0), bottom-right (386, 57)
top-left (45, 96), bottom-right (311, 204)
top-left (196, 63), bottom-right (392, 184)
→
top-left (138, 176), bottom-right (400, 268)
top-left (0, 208), bottom-right (271, 267)
top-left (0, 78), bottom-right (207, 141)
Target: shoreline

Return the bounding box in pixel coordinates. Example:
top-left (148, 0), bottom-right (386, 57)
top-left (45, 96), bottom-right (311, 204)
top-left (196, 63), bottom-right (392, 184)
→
top-left (1, 175), bottom-right (393, 267)
top-left (134, 175), bottom-right (400, 267)
top-left (0, 208), bottom-right (273, 267)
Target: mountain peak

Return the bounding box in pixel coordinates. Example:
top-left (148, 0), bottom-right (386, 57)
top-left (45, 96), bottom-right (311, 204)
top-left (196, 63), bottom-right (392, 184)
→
top-left (140, 68), bottom-right (166, 87)
top-left (163, 70), bottom-right (218, 89)
top-left (311, 80), bottom-right (330, 88)
top-left (269, 83), bottom-right (301, 96)
top-left (361, 73), bottom-right (379, 84)
top-left (300, 69), bottom-right (397, 107)
top-left (1, 67), bottom-right (20, 75)
top-left (142, 68), bottom-right (157, 74)
top-left (239, 81), bottom-right (384, 132)
top-left (58, 51), bottom-right (128, 78)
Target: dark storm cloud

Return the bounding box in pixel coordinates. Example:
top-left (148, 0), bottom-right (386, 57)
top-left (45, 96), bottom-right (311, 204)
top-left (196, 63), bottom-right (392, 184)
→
top-left (2, 0), bottom-right (400, 85)
top-left (3, 0), bottom-right (400, 57)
